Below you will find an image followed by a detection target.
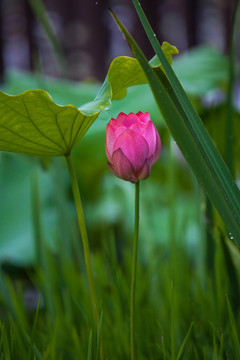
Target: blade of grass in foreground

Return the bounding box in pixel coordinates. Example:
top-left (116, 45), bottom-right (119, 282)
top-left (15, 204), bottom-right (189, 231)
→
top-left (226, 296), bottom-right (240, 358)
top-left (110, 8), bottom-right (240, 247)
top-left (87, 329), bottom-right (93, 360)
top-left (170, 282), bottom-right (175, 360)
top-left (176, 322), bottom-right (194, 360)
top-left (132, 0), bottom-right (240, 244)
top-left (0, 322), bottom-right (10, 358)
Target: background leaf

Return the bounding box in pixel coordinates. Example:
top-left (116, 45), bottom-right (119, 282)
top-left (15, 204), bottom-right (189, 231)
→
top-left (107, 42), bottom-right (178, 100)
top-left (172, 46), bottom-right (229, 96)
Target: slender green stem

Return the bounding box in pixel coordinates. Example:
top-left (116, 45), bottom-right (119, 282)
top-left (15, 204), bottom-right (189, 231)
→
top-left (130, 181), bottom-right (140, 360)
top-left (66, 155), bottom-right (105, 360)
top-left (171, 281), bottom-right (175, 360)
top-left (65, 155), bottom-right (99, 322)
top-left (205, 196), bottom-right (215, 273)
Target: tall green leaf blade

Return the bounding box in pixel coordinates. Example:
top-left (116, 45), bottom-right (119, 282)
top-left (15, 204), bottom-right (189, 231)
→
top-left (176, 322), bottom-right (194, 360)
top-left (226, 296), bottom-right (240, 358)
top-left (110, 10), bottom-right (240, 246)
top-left (131, 0), bottom-right (240, 239)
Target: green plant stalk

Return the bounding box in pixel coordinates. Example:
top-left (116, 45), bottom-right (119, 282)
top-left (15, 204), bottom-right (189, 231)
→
top-left (65, 155), bottom-right (99, 324)
top-left (130, 181), bottom-right (140, 360)
top-left (171, 281), bottom-right (175, 360)
top-left (205, 197), bottom-right (215, 272)
top-left (220, 234), bottom-right (240, 314)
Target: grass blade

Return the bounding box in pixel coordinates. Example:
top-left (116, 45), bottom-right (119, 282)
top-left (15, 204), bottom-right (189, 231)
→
top-left (97, 311), bottom-right (104, 360)
top-left (226, 296), bottom-right (240, 358)
top-left (176, 322), bottom-right (194, 360)
top-left (171, 282), bottom-right (176, 360)
top-left (220, 234), bottom-right (239, 313)
top-left (0, 322), bottom-right (11, 360)
top-left (87, 329), bottom-right (93, 360)
top-left (27, 297), bottom-right (41, 360)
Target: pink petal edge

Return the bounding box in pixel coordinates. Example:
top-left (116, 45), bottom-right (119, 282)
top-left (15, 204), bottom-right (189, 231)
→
top-left (105, 123), bottom-right (116, 160)
top-left (115, 112), bottom-right (127, 124)
top-left (151, 129), bottom-right (161, 165)
top-left (135, 158), bottom-right (151, 180)
top-left (136, 112), bottom-right (150, 124)
top-left (122, 113), bottom-right (139, 128)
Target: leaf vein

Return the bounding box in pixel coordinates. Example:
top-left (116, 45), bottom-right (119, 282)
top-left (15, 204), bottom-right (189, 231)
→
top-left (68, 112), bottom-right (79, 148)
top-left (21, 96), bottom-right (65, 151)
top-left (54, 113), bottom-right (69, 150)
top-left (0, 138), bottom-right (60, 155)
top-left (71, 115), bottom-right (86, 148)
top-left (0, 123), bottom-right (61, 153)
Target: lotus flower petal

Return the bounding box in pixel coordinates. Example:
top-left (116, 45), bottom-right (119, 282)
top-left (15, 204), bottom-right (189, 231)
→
top-left (109, 148), bottom-right (134, 180)
top-left (115, 112), bottom-right (127, 124)
top-left (129, 121), bottom-right (145, 135)
top-left (141, 121), bottom-right (157, 157)
top-left (115, 125), bottom-right (126, 138)
top-left (152, 130), bottom-right (161, 165)
top-left (105, 112), bottom-right (161, 182)
top-left (105, 123), bottom-right (116, 160)
top-left (113, 129), bottom-right (149, 172)
top-left (122, 113), bottom-right (139, 127)
top-left (110, 118), bottom-right (122, 131)
top-left (135, 158), bottom-right (151, 180)
top-left (136, 111), bottom-right (150, 124)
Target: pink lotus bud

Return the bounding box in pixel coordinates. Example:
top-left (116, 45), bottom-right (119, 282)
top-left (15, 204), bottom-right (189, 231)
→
top-left (105, 112), bottom-right (161, 183)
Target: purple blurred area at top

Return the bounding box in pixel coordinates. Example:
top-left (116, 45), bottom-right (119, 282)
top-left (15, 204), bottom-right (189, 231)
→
top-left (0, 0), bottom-right (236, 83)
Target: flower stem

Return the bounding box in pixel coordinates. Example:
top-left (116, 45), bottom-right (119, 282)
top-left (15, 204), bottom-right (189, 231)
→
top-left (130, 181), bottom-right (140, 360)
top-left (65, 156), bottom-right (99, 325)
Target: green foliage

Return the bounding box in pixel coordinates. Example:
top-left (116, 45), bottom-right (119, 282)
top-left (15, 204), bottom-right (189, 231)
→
top-left (0, 233), bottom-right (239, 359)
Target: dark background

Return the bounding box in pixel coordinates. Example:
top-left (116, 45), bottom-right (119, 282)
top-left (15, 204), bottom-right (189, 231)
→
top-left (0, 0), bottom-right (238, 82)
